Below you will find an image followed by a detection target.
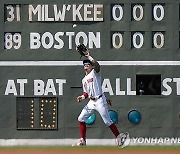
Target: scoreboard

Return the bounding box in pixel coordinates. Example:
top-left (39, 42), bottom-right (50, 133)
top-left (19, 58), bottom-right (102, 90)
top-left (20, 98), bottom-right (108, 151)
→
top-left (0, 0), bottom-right (180, 144)
top-left (2, 1), bottom-right (179, 60)
top-left (4, 3), bottom-right (167, 50)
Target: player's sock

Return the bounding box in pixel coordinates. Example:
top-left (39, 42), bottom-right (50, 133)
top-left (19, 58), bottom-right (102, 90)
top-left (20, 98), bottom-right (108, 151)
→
top-left (109, 123), bottom-right (120, 137)
top-left (79, 121), bottom-right (86, 139)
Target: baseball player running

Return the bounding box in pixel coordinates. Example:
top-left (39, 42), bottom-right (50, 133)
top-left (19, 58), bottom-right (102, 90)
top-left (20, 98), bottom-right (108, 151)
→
top-left (73, 44), bottom-right (128, 147)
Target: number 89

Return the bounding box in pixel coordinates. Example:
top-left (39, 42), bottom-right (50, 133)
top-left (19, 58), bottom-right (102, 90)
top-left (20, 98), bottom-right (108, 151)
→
top-left (5, 33), bottom-right (21, 49)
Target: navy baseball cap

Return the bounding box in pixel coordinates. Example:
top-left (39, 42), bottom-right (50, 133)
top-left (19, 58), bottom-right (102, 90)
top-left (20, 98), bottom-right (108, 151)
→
top-left (83, 59), bottom-right (92, 65)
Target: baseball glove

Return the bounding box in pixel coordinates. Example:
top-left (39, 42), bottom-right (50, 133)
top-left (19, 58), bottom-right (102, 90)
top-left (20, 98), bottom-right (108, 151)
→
top-left (76, 44), bottom-right (88, 58)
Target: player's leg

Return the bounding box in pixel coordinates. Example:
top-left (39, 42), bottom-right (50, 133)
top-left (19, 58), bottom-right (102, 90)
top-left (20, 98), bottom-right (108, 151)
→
top-left (96, 99), bottom-right (129, 147)
top-left (96, 101), bottom-right (120, 137)
top-left (74, 103), bottom-right (94, 146)
top-left (78, 105), bottom-right (94, 139)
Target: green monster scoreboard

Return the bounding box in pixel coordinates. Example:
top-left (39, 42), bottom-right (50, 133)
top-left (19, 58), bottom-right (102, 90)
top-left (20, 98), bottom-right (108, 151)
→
top-left (0, 0), bottom-right (180, 145)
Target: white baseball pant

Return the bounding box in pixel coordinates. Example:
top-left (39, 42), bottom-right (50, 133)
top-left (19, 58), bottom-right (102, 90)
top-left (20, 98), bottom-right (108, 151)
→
top-left (78, 95), bottom-right (113, 126)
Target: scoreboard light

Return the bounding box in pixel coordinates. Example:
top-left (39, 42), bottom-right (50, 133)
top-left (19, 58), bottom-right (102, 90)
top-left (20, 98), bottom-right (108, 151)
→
top-left (16, 98), bottom-right (35, 129)
top-left (17, 97), bottom-right (57, 130)
top-left (39, 98), bottom-right (57, 129)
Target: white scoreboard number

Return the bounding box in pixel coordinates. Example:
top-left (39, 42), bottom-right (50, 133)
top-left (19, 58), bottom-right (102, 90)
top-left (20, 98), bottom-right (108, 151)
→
top-left (4, 33), bottom-right (21, 49)
top-left (6, 5), bottom-right (20, 22)
top-left (5, 5), bottom-right (21, 50)
top-left (111, 4), bottom-right (165, 49)
top-left (111, 4), bottom-right (165, 22)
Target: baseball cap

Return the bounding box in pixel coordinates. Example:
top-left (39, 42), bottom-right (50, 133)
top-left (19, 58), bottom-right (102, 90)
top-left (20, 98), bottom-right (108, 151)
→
top-left (83, 59), bottom-right (92, 66)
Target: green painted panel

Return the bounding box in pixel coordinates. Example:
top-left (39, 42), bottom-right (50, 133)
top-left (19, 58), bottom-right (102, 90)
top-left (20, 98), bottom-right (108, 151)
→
top-left (0, 0), bottom-right (180, 140)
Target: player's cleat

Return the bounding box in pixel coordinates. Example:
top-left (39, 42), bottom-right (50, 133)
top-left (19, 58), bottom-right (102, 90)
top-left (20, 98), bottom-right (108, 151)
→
top-left (116, 132), bottom-right (130, 148)
top-left (72, 138), bottom-right (86, 146)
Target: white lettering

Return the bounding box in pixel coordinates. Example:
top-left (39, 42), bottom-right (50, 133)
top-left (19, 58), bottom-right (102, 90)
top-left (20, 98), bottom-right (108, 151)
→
top-left (144, 138), bottom-right (151, 144)
top-left (171, 138), bottom-right (178, 144)
top-left (102, 79), bottom-right (114, 95)
top-left (116, 78), bottom-right (125, 95)
top-left (94, 4), bottom-right (103, 21)
top-left (151, 138), bottom-right (157, 144)
top-left (66, 32), bottom-right (75, 49)
top-left (73, 4), bottom-right (83, 21)
top-left (132, 137), bottom-right (138, 144)
top-left (75, 32), bottom-right (88, 46)
top-left (162, 78), bottom-right (172, 96)
top-left (178, 138), bottom-right (180, 144)
top-left (30, 32), bottom-right (41, 49)
top-left (34, 80), bottom-right (45, 95)
top-left (34, 79), bottom-right (66, 96)
top-left (173, 78), bottom-right (180, 95)
top-left (127, 78), bottom-right (136, 95)
top-left (44, 79), bottom-right (56, 95)
top-left (54, 32), bottom-right (64, 49)
top-left (17, 79), bottom-right (27, 96)
top-left (138, 137), bottom-right (144, 144)
top-left (56, 79), bottom-right (66, 95)
top-left (41, 32), bottom-right (54, 49)
top-left (54, 5), bottom-right (66, 21)
top-left (84, 4), bottom-right (93, 21)
top-left (89, 32), bottom-right (100, 48)
top-left (30, 32), bottom-right (100, 49)
top-left (29, 5), bottom-right (41, 21)
top-left (5, 80), bottom-right (17, 95)
top-left (41, 5), bottom-right (44, 21)
top-left (29, 4), bottom-right (104, 22)
top-left (157, 138), bottom-right (164, 144)
top-left (45, 5), bottom-right (54, 21)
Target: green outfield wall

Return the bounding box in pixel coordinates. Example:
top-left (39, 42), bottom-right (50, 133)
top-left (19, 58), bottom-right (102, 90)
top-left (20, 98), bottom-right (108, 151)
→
top-left (0, 0), bottom-right (180, 141)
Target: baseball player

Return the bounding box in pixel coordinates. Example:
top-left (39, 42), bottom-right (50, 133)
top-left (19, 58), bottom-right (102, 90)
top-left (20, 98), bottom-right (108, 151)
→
top-left (73, 44), bottom-right (128, 147)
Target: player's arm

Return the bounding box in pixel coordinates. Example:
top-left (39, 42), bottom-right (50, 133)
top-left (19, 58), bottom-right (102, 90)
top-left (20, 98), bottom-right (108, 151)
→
top-left (77, 92), bottom-right (88, 102)
top-left (85, 51), bottom-right (100, 73)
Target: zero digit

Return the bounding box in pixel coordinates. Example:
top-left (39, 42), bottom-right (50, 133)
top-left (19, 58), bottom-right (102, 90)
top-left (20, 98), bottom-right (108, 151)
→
top-left (132, 4), bottom-right (144, 21)
top-left (153, 4), bottom-right (164, 21)
top-left (132, 32), bottom-right (144, 49)
top-left (112, 32), bottom-right (123, 49)
top-left (112, 4), bottom-right (123, 21)
top-left (153, 32), bottom-right (164, 48)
